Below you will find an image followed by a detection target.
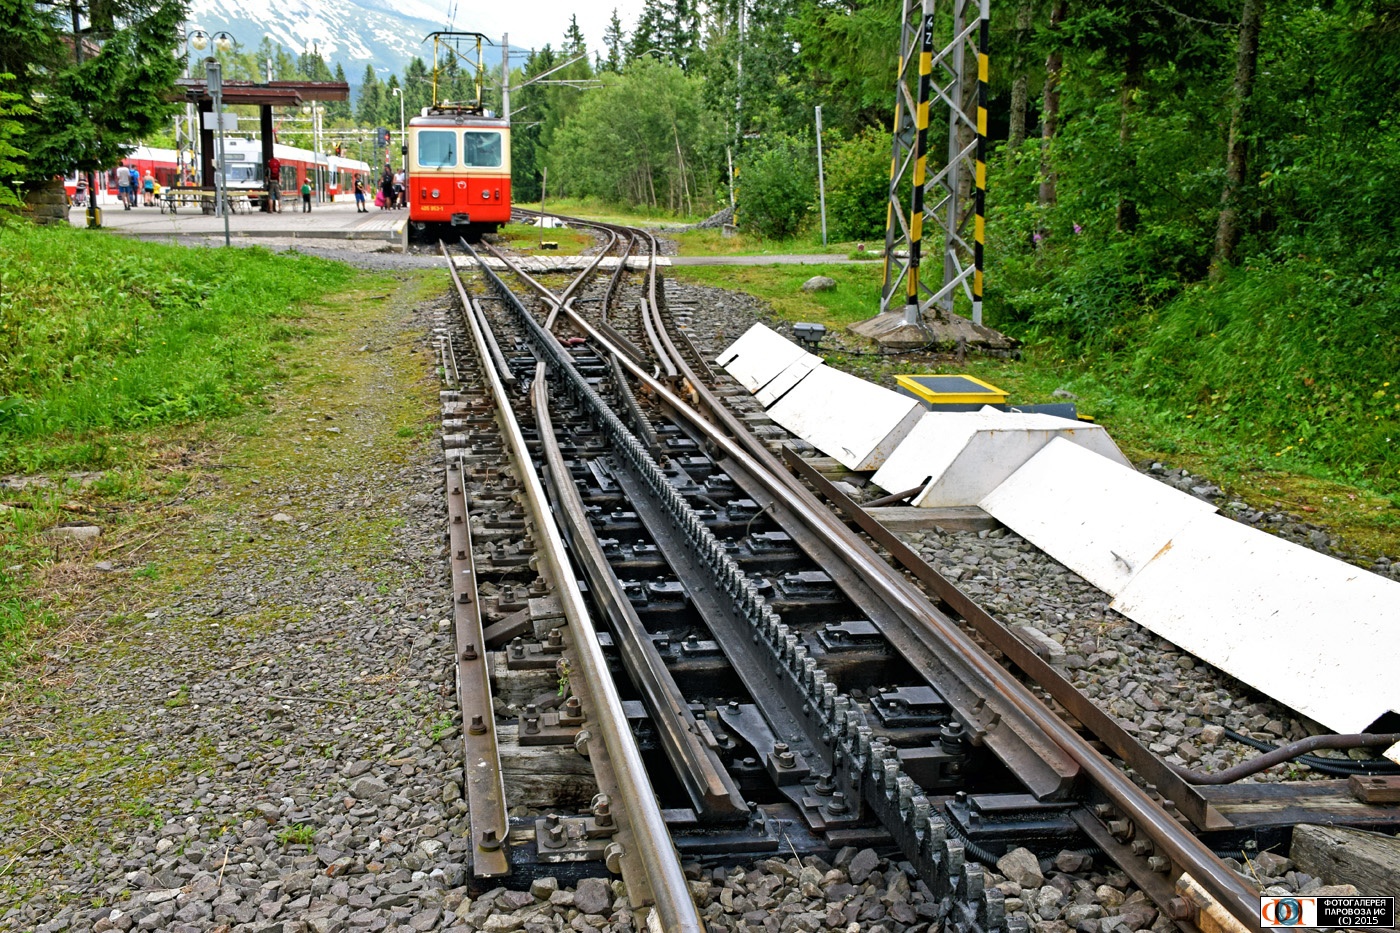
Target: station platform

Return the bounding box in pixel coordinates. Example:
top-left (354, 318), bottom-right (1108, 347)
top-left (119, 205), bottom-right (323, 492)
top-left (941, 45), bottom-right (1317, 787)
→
top-left (69, 193), bottom-right (406, 248)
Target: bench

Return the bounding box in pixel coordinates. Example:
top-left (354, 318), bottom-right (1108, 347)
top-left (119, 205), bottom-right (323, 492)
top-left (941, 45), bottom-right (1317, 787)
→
top-left (160, 188), bottom-right (267, 215)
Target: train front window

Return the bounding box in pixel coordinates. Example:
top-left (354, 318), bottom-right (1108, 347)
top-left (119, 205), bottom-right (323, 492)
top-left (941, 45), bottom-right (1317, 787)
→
top-left (418, 131), bottom-right (457, 168)
top-left (463, 131), bottom-right (502, 168)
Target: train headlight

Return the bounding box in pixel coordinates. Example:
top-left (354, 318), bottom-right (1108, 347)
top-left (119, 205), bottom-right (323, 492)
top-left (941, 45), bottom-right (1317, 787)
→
top-left (481, 190), bottom-right (488, 200)
top-left (431, 189), bottom-right (440, 199)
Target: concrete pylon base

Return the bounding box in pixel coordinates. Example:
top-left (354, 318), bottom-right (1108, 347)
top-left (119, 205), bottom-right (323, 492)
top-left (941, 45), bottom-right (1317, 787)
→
top-left (848, 309), bottom-right (1019, 355)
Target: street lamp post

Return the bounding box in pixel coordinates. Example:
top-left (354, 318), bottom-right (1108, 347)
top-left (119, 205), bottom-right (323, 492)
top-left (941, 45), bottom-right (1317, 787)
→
top-left (182, 29), bottom-right (234, 189)
top-left (206, 57), bottom-right (231, 247)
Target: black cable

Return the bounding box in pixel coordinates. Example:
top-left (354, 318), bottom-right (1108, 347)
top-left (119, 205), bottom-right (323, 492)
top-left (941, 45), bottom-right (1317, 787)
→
top-left (1221, 725), bottom-right (1400, 776)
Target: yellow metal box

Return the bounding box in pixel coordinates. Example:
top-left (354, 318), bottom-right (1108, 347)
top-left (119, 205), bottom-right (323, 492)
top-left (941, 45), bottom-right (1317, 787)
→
top-left (893, 373), bottom-right (1010, 407)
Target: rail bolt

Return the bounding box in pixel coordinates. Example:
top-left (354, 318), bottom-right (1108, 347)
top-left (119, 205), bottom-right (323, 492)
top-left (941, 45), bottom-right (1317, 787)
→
top-left (592, 794), bottom-right (614, 828)
top-left (548, 628), bottom-right (563, 648)
top-left (563, 696), bottom-right (582, 718)
top-left (827, 792), bottom-right (850, 815)
top-left (1108, 819), bottom-right (1134, 841)
top-left (544, 824), bottom-right (566, 848)
top-left (573, 729), bottom-right (592, 757)
top-left (1130, 839), bottom-right (1151, 856)
top-left (1093, 803), bottom-right (1115, 820)
top-left (461, 643), bottom-right (478, 661)
top-left (1165, 897), bottom-right (1194, 921)
top-left (510, 639), bottom-right (525, 659)
top-left (478, 829), bottom-right (502, 851)
top-left (468, 715), bottom-right (487, 735)
top-left (814, 773), bottom-right (835, 796)
top-left (1146, 855), bottom-right (1170, 873)
top-left (605, 842), bottom-right (625, 874)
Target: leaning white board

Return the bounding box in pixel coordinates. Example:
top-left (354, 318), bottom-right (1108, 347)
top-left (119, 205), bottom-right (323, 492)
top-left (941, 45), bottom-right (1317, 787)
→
top-left (1110, 512), bottom-right (1400, 734)
top-left (980, 438), bottom-right (1216, 596)
top-left (756, 355), bottom-right (825, 408)
top-left (873, 409), bottom-right (1131, 507)
top-left (766, 365), bottom-right (925, 471)
top-left (715, 323), bottom-right (819, 395)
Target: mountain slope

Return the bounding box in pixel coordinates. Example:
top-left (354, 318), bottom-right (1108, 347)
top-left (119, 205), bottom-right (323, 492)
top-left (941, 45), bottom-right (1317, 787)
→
top-left (186, 0), bottom-right (452, 79)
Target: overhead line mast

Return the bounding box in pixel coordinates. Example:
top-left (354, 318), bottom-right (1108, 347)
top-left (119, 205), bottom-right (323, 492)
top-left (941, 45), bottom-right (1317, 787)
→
top-left (881, 0), bottom-right (990, 326)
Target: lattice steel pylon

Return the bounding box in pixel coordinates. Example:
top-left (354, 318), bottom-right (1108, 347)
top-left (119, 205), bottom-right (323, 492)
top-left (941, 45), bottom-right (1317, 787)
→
top-left (880, 0), bottom-right (988, 326)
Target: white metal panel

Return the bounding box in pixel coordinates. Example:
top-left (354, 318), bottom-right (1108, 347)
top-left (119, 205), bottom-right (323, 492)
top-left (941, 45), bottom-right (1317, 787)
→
top-left (756, 356), bottom-right (825, 407)
top-left (766, 365), bottom-right (925, 470)
top-left (873, 409), bottom-right (1131, 507)
top-left (1110, 512), bottom-right (1400, 734)
top-left (979, 438), bottom-right (1216, 595)
top-left (715, 323), bottom-right (817, 395)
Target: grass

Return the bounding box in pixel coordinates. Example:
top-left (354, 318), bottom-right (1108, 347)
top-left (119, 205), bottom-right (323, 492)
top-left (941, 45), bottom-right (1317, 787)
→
top-left (669, 227), bottom-right (870, 258)
top-left (0, 221), bottom-right (357, 472)
top-left (493, 221), bottom-right (594, 254)
top-left (671, 262), bottom-right (885, 329)
top-left (672, 262), bottom-right (1400, 559)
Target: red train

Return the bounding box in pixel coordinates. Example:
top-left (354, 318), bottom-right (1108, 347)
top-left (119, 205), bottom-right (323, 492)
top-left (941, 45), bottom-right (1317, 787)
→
top-left (65, 142), bottom-right (370, 202)
top-left (406, 110), bottom-right (512, 239)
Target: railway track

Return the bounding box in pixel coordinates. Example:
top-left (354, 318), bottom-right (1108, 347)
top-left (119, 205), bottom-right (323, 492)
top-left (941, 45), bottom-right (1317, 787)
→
top-left (432, 215), bottom-right (1400, 933)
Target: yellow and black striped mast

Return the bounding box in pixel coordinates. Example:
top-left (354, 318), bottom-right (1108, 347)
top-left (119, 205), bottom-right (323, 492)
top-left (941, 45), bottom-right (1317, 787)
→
top-left (876, 0), bottom-right (989, 327)
top-left (905, 0), bottom-right (938, 324)
top-left (973, 0), bottom-right (988, 325)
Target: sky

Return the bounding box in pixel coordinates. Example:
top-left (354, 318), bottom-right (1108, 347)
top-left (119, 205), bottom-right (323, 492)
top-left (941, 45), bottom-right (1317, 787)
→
top-left (440, 0), bottom-right (649, 58)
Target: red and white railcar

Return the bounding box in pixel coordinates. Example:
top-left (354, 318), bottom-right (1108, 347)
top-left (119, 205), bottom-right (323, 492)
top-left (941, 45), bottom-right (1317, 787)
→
top-left (406, 110), bottom-right (511, 239)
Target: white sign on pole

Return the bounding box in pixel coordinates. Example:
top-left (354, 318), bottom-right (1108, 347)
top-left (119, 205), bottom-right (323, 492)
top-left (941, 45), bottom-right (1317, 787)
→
top-left (201, 112), bottom-right (238, 131)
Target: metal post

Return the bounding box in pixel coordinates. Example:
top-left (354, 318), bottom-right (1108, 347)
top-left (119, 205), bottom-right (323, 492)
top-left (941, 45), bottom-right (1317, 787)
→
top-left (206, 58), bottom-right (230, 246)
top-left (972, 0), bottom-right (989, 325)
top-left (815, 106), bottom-right (828, 246)
top-left (501, 33), bottom-right (510, 122)
top-left (539, 166), bottom-right (548, 248)
top-left (876, 0), bottom-right (987, 325)
top-left (906, 0), bottom-right (936, 325)
top-left (393, 87), bottom-right (405, 177)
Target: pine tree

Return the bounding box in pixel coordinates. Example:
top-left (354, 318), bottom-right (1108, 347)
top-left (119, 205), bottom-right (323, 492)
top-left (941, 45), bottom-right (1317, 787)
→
top-left (627, 0), bottom-right (668, 63)
top-left (0, 0), bottom-right (183, 184)
top-left (603, 9), bottom-right (626, 72)
top-left (357, 64), bottom-right (385, 126)
top-left (328, 63), bottom-right (352, 122)
top-left (564, 15), bottom-right (587, 56)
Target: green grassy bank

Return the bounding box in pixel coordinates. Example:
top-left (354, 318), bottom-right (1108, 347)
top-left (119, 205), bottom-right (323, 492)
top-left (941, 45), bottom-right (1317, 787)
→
top-left (0, 221), bottom-right (387, 676)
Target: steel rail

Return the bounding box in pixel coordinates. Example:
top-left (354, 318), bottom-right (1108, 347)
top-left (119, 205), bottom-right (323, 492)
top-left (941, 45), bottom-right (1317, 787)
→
top-left (533, 362), bottom-right (749, 821)
top-left (532, 243), bottom-right (1081, 802)
top-left (533, 221), bottom-right (1261, 931)
top-left (446, 241), bottom-right (703, 933)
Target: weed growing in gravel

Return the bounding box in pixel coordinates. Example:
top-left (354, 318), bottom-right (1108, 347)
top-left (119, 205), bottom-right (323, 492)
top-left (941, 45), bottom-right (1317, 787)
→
top-left (276, 824), bottom-right (316, 847)
top-left (428, 717), bottom-right (455, 742)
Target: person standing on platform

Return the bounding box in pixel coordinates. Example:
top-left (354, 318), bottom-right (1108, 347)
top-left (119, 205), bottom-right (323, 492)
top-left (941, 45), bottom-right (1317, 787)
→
top-left (128, 165), bottom-right (140, 205)
top-left (142, 171), bottom-right (155, 206)
top-left (353, 175), bottom-right (367, 212)
top-left (266, 155), bottom-right (282, 213)
top-left (392, 168), bottom-right (405, 209)
top-left (300, 178), bottom-right (312, 212)
top-left (116, 166), bottom-right (131, 209)
top-left (380, 168), bottom-right (393, 210)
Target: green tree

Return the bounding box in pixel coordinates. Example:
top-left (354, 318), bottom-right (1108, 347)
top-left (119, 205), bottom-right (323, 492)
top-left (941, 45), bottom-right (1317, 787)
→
top-left (0, 73), bottom-right (32, 209)
top-left (0, 0), bottom-right (183, 187)
top-left (824, 127), bottom-right (889, 240)
top-left (546, 58), bottom-right (722, 211)
top-left (356, 64), bottom-right (385, 126)
top-left (602, 9), bottom-right (627, 72)
top-left (737, 133), bottom-right (814, 238)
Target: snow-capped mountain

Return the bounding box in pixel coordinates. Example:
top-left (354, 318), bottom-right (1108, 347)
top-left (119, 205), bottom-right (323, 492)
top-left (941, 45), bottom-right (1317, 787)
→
top-left (186, 0), bottom-right (462, 80)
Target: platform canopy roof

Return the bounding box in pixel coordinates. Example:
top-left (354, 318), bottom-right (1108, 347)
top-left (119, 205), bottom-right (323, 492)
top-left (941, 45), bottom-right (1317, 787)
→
top-left (175, 79), bottom-right (350, 106)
